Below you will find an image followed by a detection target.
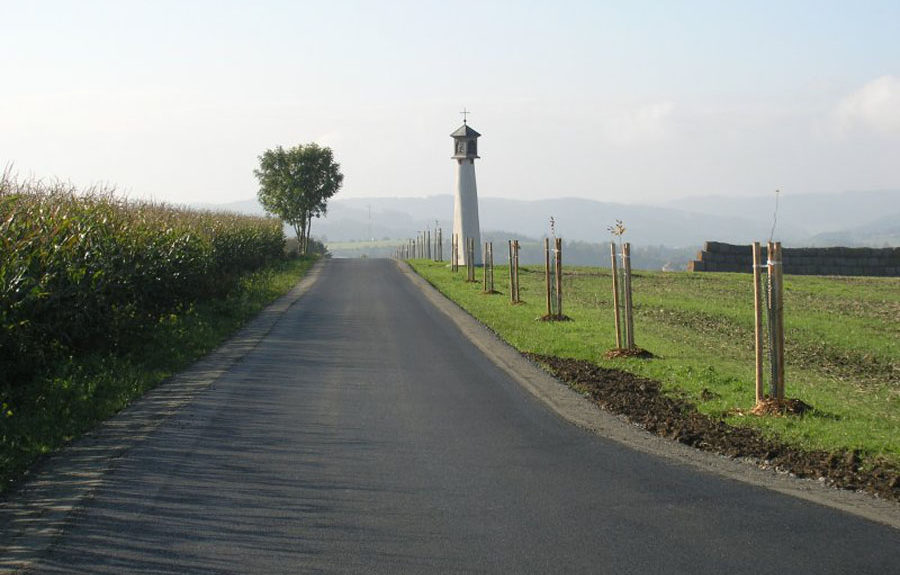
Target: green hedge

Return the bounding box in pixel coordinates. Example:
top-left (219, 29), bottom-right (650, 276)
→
top-left (0, 178), bottom-right (285, 387)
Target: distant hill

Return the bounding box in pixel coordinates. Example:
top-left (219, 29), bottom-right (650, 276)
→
top-left (663, 190), bottom-right (900, 238)
top-left (197, 190), bottom-right (899, 251)
top-left (302, 195), bottom-right (776, 248)
top-left (807, 211), bottom-right (900, 247)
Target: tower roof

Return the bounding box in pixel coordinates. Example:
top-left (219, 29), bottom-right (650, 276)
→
top-left (450, 124), bottom-right (481, 138)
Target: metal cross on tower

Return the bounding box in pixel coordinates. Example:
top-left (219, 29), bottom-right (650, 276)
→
top-left (460, 108), bottom-right (470, 124)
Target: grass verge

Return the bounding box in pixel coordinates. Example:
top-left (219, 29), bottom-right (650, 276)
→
top-left (1, 256), bottom-right (316, 494)
top-left (409, 260), bottom-right (899, 477)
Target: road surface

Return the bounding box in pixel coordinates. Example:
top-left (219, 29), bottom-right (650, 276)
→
top-left (5, 259), bottom-right (899, 573)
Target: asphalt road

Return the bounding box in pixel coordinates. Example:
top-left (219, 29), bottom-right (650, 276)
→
top-left (17, 259), bottom-right (900, 573)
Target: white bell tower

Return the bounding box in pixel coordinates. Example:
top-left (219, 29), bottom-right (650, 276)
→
top-left (451, 111), bottom-right (482, 266)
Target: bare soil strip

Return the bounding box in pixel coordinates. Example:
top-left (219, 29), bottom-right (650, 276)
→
top-left (526, 353), bottom-right (900, 503)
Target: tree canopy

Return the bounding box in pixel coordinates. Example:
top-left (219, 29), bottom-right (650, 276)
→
top-left (254, 143), bottom-right (343, 255)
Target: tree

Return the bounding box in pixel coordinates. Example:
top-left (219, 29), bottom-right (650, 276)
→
top-left (254, 143), bottom-right (343, 255)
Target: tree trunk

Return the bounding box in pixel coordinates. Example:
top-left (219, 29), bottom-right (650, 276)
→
top-left (306, 213), bottom-right (313, 254)
top-left (296, 215), bottom-right (308, 256)
top-left (291, 222), bottom-right (304, 255)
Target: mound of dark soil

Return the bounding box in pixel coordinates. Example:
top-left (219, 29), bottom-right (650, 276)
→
top-left (748, 398), bottom-right (813, 417)
top-left (525, 353), bottom-right (900, 502)
top-left (604, 347), bottom-right (654, 359)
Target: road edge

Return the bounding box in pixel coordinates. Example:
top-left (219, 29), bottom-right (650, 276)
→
top-left (0, 260), bottom-right (326, 574)
top-left (396, 259), bottom-right (900, 530)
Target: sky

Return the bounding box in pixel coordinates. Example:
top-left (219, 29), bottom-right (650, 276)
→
top-left (2, 0), bottom-right (899, 206)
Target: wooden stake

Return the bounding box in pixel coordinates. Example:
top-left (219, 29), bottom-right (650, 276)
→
top-left (544, 237), bottom-right (552, 316)
top-left (471, 238), bottom-right (476, 282)
top-left (513, 240), bottom-right (520, 303)
top-left (555, 238), bottom-right (563, 317)
top-left (473, 238), bottom-right (477, 280)
top-left (464, 237), bottom-right (468, 278)
top-left (489, 242), bottom-right (494, 292)
top-left (774, 242), bottom-right (785, 400)
top-left (766, 242), bottom-right (777, 398)
top-left (623, 242), bottom-right (634, 350)
top-left (483, 242), bottom-right (489, 292)
top-left (752, 242), bottom-right (764, 404)
top-left (611, 242), bottom-right (622, 349)
top-left (508, 240), bottom-right (515, 303)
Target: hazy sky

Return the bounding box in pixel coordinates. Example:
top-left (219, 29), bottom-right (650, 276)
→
top-left (3, 1), bottom-right (899, 205)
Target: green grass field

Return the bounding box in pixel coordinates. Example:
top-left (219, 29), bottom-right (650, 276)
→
top-left (409, 260), bottom-right (900, 467)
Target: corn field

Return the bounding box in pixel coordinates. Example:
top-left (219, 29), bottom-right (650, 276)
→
top-left (0, 175), bottom-right (285, 388)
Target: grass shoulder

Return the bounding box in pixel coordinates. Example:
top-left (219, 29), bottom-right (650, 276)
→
top-left (407, 259), bottom-right (900, 483)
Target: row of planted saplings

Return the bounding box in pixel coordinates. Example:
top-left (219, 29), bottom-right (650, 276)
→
top-left (447, 234), bottom-right (636, 348)
top-left (397, 228), bottom-right (446, 261)
top-left (406, 232), bottom-right (789, 410)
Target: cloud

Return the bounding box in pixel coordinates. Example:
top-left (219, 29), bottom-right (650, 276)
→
top-left (835, 75), bottom-right (900, 135)
top-left (604, 101), bottom-right (675, 146)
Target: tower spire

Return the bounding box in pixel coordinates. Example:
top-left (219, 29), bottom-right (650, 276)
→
top-left (451, 116), bottom-right (482, 266)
